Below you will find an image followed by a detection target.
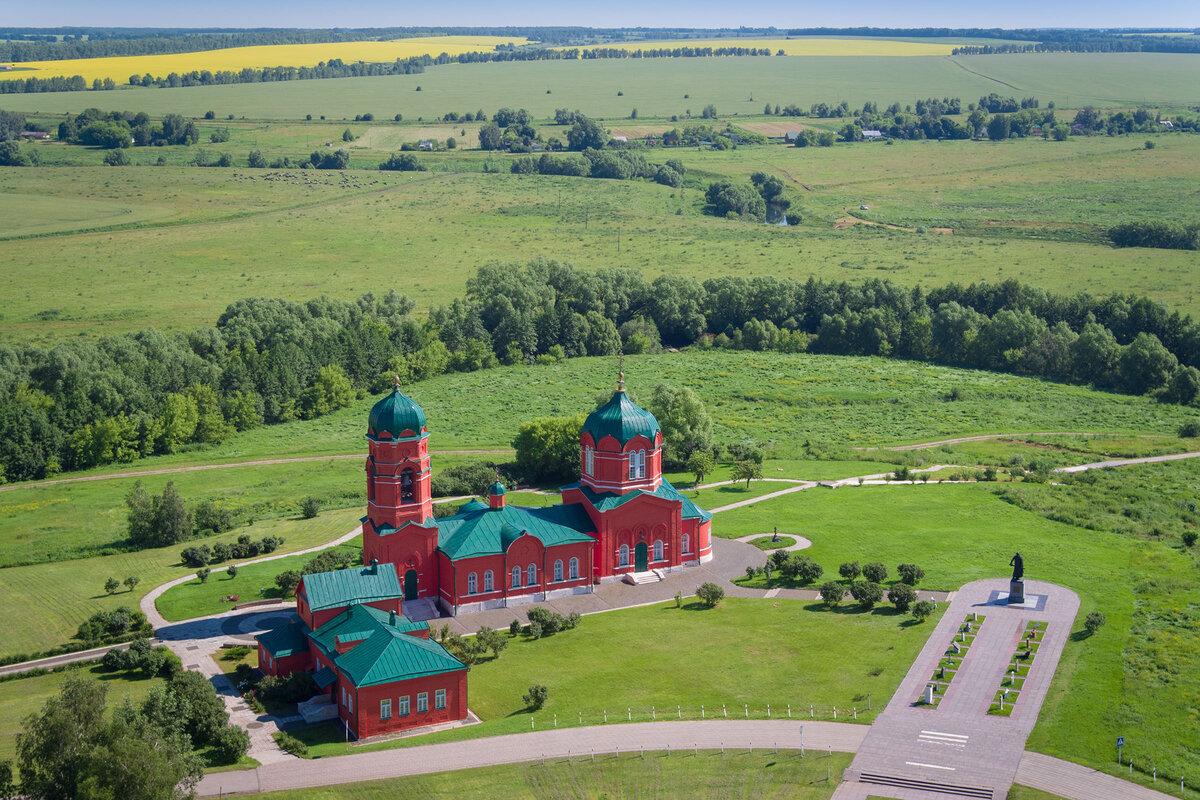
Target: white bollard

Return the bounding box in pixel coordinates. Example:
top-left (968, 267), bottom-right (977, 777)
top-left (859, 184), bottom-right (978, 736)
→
top-left (702, 705), bottom-right (705, 718)
top-left (788, 704), bottom-right (792, 718)
top-left (554, 714), bottom-right (557, 727)
top-left (604, 710), bottom-right (607, 723)
top-left (532, 717), bottom-right (535, 729)
top-left (767, 704), bottom-right (771, 718)
top-left (745, 704), bottom-right (748, 718)
top-left (628, 708), bottom-right (631, 721)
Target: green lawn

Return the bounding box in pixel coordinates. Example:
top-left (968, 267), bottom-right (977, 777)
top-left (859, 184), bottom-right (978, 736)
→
top-left (254, 749), bottom-right (852, 800)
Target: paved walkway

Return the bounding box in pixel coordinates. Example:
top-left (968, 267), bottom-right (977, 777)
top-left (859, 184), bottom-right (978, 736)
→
top-left (195, 718), bottom-right (867, 796)
top-left (733, 533), bottom-right (813, 552)
top-left (1056, 451), bottom-right (1200, 473)
top-left (834, 579), bottom-right (1080, 800)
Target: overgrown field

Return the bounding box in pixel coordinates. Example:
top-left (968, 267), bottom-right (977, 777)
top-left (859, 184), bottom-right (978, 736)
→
top-left (7, 53), bottom-right (1198, 120)
top-left (3, 133), bottom-right (1199, 342)
top-left (253, 749), bottom-right (852, 800)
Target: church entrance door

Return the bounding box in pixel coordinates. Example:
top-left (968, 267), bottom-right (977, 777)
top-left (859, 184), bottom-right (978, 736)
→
top-left (404, 569), bottom-right (418, 600)
top-left (635, 542), bottom-right (648, 572)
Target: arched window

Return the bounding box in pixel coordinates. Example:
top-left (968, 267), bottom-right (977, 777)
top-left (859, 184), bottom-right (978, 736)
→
top-left (467, 572), bottom-right (478, 594)
top-left (584, 446), bottom-right (594, 476)
top-left (512, 567), bottom-right (522, 589)
top-left (527, 563), bottom-right (537, 586)
top-left (400, 468), bottom-right (415, 504)
top-left (618, 544), bottom-right (630, 567)
top-left (653, 539), bottom-right (664, 561)
top-left (638, 450), bottom-right (647, 479)
top-left (554, 560), bottom-right (563, 582)
top-left (627, 451), bottom-right (636, 480)
top-left (569, 557), bottom-right (579, 579)
top-left (681, 534), bottom-right (690, 554)
top-left (483, 570), bottom-right (493, 592)
top-left (367, 459), bottom-right (376, 503)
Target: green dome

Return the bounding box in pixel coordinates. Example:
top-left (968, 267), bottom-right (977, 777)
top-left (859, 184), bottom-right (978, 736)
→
top-left (489, 481), bottom-right (506, 496)
top-left (368, 387), bottom-right (427, 440)
top-left (583, 391), bottom-right (661, 448)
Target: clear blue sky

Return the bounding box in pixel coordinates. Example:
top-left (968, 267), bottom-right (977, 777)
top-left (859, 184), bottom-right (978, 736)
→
top-left (7, 0), bottom-right (1199, 31)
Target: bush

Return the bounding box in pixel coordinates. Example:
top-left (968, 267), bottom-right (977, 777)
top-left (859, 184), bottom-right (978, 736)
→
top-left (888, 582), bottom-right (918, 612)
top-left (819, 581), bottom-right (845, 608)
top-left (193, 499), bottom-right (234, 534)
top-left (911, 600), bottom-right (936, 622)
top-left (697, 582), bottom-right (725, 607)
top-left (897, 563), bottom-right (925, 585)
top-left (379, 152), bottom-right (427, 171)
top-left (782, 554), bottom-right (824, 584)
top-left (196, 568), bottom-right (211, 584)
top-left (849, 580), bottom-right (884, 609)
top-left (839, 561), bottom-right (861, 581)
top-left (430, 462), bottom-right (498, 497)
top-left (524, 684), bottom-right (548, 710)
top-left (1184, 531), bottom-right (1198, 547)
top-left (103, 149), bottom-right (130, 166)
top-left (1180, 420), bottom-right (1200, 438)
top-left (227, 564), bottom-right (239, 578)
top-left (1084, 611), bottom-right (1106, 635)
top-left (273, 731), bottom-right (309, 757)
top-left (104, 577), bottom-right (120, 595)
top-left (301, 497), bottom-right (320, 519)
top-left (180, 545), bottom-right (212, 567)
top-left (862, 562), bottom-right (888, 583)
top-left (509, 619), bottom-right (521, 637)
top-left (275, 570), bottom-right (301, 597)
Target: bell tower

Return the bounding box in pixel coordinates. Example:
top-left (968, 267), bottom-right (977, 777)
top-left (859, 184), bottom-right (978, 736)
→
top-left (361, 378), bottom-right (439, 601)
top-left (578, 353), bottom-right (663, 495)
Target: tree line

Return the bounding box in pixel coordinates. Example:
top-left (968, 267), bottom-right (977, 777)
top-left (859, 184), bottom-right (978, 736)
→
top-left (3, 269), bottom-right (1198, 485)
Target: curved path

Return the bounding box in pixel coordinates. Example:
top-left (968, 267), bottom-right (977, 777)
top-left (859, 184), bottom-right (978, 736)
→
top-left (1055, 451), bottom-right (1200, 473)
top-left (733, 533), bottom-right (813, 553)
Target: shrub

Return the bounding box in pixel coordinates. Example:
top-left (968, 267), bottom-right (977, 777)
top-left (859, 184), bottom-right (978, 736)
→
top-left (273, 731), bottom-right (309, 757)
top-left (103, 149), bottom-right (130, 166)
top-left (180, 545), bottom-right (212, 567)
top-left (524, 684), bottom-right (548, 710)
top-left (509, 619), bottom-right (521, 637)
top-left (819, 581), bottom-right (846, 608)
top-left (227, 564), bottom-right (239, 578)
top-left (1184, 531), bottom-right (1198, 547)
top-left (1084, 611), bottom-right (1106, 635)
top-left (862, 562), bottom-right (888, 583)
top-left (1180, 419), bottom-right (1200, 438)
top-left (849, 580), bottom-right (884, 609)
top-left (897, 563), bottom-right (925, 585)
top-left (697, 582), bottom-right (725, 607)
top-left (785, 554), bottom-right (824, 584)
top-left (911, 600), bottom-right (936, 622)
top-left (379, 152), bottom-right (427, 171)
top-left (301, 497), bottom-right (321, 519)
top-left (196, 568), bottom-right (211, 584)
top-left (888, 582), bottom-right (917, 612)
top-left (275, 570), bottom-right (301, 597)
top-left (104, 577), bottom-right (120, 595)
top-left (839, 561), bottom-right (861, 581)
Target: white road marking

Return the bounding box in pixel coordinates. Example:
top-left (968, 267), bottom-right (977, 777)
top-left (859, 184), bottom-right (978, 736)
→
top-left (906, 761), bottom-right (957, 771)
top-left (921, 730), bottom-right (968, 740)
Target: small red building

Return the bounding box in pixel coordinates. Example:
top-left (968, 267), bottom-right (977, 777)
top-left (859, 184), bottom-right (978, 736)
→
top-left (256, 562), bottom-right (468, 739)
top-left (361, 367), bottom-right (713, 615)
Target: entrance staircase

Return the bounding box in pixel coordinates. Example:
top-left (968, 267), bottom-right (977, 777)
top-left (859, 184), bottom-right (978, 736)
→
top-left (623, 569), bottom-right (665, 585)
top-left (403, 597), bottom-right (440, 622)
top-left (297, 694), bottom-right (339, 724)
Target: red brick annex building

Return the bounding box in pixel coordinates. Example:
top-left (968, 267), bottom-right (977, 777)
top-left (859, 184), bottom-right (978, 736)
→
top-left (363, 371), bottom-right (713, 615)
top-left (257, 369), bottom-right (711, 739)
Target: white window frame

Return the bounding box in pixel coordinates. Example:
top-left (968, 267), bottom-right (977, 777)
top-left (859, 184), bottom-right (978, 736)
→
top-left (467, 572), bottom-right (477, 594)
top-left (399, 695), bottom-right (410, 716)
top-left (417, 692), bottom-right (429, 713)
top-left (653, 539), bottom-right (664, 561)
top-left (435, 688), bottom-right (446, 710)
top-left (638, 449), bottom-right (647, 478)
top-left (569, 557), bottom-right (579, 579)
top-left (511, 566), bottom-right (522, 589)
top-left (380, 698), bottom-right (392, 720)
top-left (554, 559), bottom-right (563, 582)
top-left (483, 570), bottom-right (493, 592)
top-left (682, 533), bottom-right (690, 554)
top-left (618, 544), bottom-right (629, 567)
top-left (527, 563), bottom-right (537, 586)
top-left (584, 446), bottom-right (594, 476)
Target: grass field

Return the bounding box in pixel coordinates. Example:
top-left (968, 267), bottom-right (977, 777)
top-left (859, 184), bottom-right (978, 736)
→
top-left (292, 595), bottom-right (939, 758)
top-left (7, 53), bottom-right (1198, 120)
top-left (254, 749), bottom-right (851, 800)
top-left (0, 36), bottom-right (530, 85)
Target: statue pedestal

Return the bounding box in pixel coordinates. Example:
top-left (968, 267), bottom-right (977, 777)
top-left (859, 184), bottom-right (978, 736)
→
top-left (1009, 579), bottom-right (1025, 604)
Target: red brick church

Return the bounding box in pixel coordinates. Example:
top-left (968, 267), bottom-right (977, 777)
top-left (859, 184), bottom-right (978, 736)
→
top-left (362, 368), bottom-right (713, 615)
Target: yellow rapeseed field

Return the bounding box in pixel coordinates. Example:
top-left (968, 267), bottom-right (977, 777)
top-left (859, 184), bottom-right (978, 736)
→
top-left (560, 37), bottom-right (959, 57)
top-left (0, 36), bottom-right (528, 83)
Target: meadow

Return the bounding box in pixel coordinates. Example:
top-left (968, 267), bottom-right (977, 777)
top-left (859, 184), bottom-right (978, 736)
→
top-left (7, 53), bottom-right (1198, 120)
top-left (0, 36), bottom-right (530, 86)
top-left (3, 133), bottom-right (1199, 343)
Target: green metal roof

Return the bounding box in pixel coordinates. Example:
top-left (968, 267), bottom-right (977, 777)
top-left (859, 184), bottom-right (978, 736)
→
top-left (582, 391), bottom-right (661, 447)
top-left (570, 478), bottom-right (713, 522)
top-left (458, 498), bottom-right (489, 513)
top-left (300, 563), bottom-right (403, 612)
top-left (436, 503), bottom-right (595, 561)
top-left (364, 516), bottom-right (438, 537)
top-left (313, 666), bottom-right (337, 689)
top-left (310, 604), bottom-right (463, 688)
top-left (368, 387), bottom-right (427, 440)
top-left (257, 621), bottom-right (308, 658)
top-left (489, 481), bottom-right (506, 496)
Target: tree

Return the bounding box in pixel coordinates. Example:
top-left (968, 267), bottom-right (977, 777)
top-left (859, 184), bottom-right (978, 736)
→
top-left (0, 140), bottom-right (32, 167)
top-left (1084, 611), bottom-right (1106, 636)
top-left (987, 114), bottom-right (1011, 140)
top-left (862, 562), bottom-right (888, 583)
top-left (696, 582), bottom-right (725, 607)
top-left (16, 675), bottom-right (108, 800)
top-left (123, 576), bottom-right (140, 593)
top-left (701, 104), bottom-right (717, 119)
top-left (299, 365), bottom-right (354, 419)
top-left (475, 625), bottom-right (508, 658)
top-left (103, 149), bottom-right (130, 166)
top-left (227, 564), bottom-right (239, 579)
top-left (523, 684), bottom-right (548, 710)
top-left (247, 150), bottom-right (267, 168)
top-left (566, 116), bottom-right (607, 150)
top-left (196, 568), bottom-right (211, 583)
top-left (897, 563), bottom-right (925, 585)
top-left (275, 570), bottom-right (301, 598)
top-left (819, 581), bottom-right (845, 608)
top-left (478, 122), bottom-right (503, 150)
top-left (512, 414), bottom-right (586, 483)
top-left (731, 460), bottom-right (763, 489)
top-left (686, 450), bottom-right (715, 486)
top-left (301, 496), bottom-right (321, 519)
top-left (342, 128), bottom-right (355, 142)
top-left (1118, 332), bottom-right (1178, 396)
top-left (849, 580), bottom-right (884, 609)
top-left (648, 383), bottom-right (712, 466)
top-left (509, 619), bottom-right (522, 637)
top-left (839, 561), bottom-right (861, 582)
top-left (104, 577), bottom-right (120, 595)
top-left (705, 181), bottom-right (766, 220)
top-left (911, 600), bottom-right (936, 622)
top-left (888, 582), bottom-right (917, 612)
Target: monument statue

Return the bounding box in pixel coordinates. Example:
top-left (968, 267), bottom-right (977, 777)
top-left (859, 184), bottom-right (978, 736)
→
top-left (1009, 552), bottom-right (1024, 581)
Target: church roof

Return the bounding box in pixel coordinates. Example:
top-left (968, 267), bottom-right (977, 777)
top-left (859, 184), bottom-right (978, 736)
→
top-left (309, 604), bottom-right (462, 688)
top-left (436, 502), bottom-right (594, 561)
top-left (568, 478), bottom-right (713, 522)
top-left (300, 563), bottom-right (403, 612)
top-left (257, 621), bottom-right (308, 658)
top-left (582, 390), bottom-right (660, 447)
top-left (368, 386), bottom-right (427, 440)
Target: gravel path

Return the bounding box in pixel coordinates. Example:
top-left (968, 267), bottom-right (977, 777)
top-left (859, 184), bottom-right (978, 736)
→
top-left (1055, 451), bottom-right (1200, 473)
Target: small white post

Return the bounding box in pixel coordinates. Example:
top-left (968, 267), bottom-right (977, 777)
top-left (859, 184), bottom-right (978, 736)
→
top-left (531, 716), bottom-right (535, 729)
top-left (744, 704), bottom-right (748, 718)
top-left (702, 705), bottom-right (705, 718)
top-left (678, 705), bottom-right (681, 719)
top-left (579, 711), bottom-right (582, 724)
top-left (788, 704), bottom-right (792, 718)
top-left (810, 704), bottom-right (814, 717)
top-left (603, 710), bottom-right (607, 723)
top-left (627, 707), bottom-right (631, 721)
top-left (723, 704), bottom-right (727, 718)
top-left (554, 714), bottom-right (557, 727)
top-left (833, 707), bottom-right (837, 719)
top-left (767, 704), bottom-right (771, 718)
top-left (854, 708), bottom-right (857, 719)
